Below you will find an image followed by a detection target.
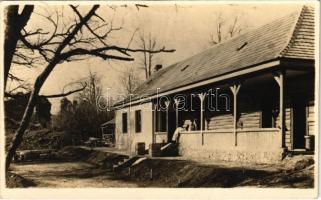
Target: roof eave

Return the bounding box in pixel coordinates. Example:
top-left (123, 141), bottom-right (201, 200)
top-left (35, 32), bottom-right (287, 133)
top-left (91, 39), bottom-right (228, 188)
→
top-left (114, 58), bottom-right (282, 108)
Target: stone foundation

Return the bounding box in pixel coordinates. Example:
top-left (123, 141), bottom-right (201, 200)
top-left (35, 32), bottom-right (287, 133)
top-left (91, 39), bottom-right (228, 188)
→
top-left (179, 146), bottom-right (285, 164)
top-left (178, 129), bottom-right (284, 164)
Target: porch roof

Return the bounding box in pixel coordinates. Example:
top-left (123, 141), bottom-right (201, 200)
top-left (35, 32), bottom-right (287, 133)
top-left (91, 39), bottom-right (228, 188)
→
top-left (101, 119), bottom-right (115, 127)
top-left (116, 6), bottom-right (314, 106)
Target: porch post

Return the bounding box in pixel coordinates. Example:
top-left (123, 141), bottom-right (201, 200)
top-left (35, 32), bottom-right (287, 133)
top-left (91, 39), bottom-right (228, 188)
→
top-left (152, 103), bottom-right (157, 143)
top-left (198, 93), bottom-right (206, 145)
top-left (174, 99), bottom-right (180, 128)
top-left (274, 70), bottom-right (286, 148)
top-left (230, 83), bottom-right (241, 146)
top-left (165, 100), bottom-right (170, 140)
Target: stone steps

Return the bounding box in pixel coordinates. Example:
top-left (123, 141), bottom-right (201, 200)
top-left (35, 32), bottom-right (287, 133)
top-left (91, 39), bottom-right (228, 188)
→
top-left (286, 149), bottom-right (314, 156)
top-left (113, 156), bottom-right (140, 171)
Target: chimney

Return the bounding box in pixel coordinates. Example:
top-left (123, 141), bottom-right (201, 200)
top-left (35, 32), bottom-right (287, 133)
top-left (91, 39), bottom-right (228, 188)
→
top-left (154, 64), bottom-right (162, 72)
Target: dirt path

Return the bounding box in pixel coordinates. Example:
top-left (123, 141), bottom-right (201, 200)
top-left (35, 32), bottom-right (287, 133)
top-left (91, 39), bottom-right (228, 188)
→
top-left (9, 147), bottom-right (314, 188)
top-left (11, 162), bottom-right (138, 188)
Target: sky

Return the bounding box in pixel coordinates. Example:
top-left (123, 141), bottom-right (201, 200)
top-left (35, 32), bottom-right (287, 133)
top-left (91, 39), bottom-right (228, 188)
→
top-left (7, 2), bottom-right (305, 114)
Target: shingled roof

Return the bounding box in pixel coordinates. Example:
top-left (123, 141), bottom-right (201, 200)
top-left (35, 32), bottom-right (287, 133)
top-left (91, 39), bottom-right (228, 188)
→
top-left (123, 6), bottom-right (315, 104)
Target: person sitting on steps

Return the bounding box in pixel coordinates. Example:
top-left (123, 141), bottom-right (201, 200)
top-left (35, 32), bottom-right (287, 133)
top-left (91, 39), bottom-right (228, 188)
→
top-left (172, 120), bottom-right (190, 143)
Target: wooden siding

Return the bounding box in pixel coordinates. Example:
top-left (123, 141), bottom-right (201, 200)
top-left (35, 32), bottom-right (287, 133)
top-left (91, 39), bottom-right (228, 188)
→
top-left (206, 90), bottom-right (262, 131)
top-left (204, 74), bottom-right (315, 150)
top-left (238, 94), bottom-right (261, 129)
top-left (207, 114), bottom-right (233, 130)
top-left (307, 100), bottom-right (315, 135)
top-left (206, 110), bottom-right (262, 131)
top-left (275, 106), bottom-right (292, 148)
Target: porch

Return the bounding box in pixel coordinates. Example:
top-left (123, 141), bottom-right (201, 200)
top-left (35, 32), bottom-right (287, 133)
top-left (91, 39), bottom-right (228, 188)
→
top-left (151, 65), bottom-right (314, 162)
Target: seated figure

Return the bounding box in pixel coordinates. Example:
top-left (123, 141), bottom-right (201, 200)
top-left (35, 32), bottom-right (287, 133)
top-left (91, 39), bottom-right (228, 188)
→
top-left (172, 120), bottom-right (190, 142)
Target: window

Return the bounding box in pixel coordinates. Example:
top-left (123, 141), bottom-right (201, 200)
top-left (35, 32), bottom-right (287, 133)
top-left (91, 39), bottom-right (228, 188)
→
top-left (156, 110), bottom-right (167, 132)
top-left (122, 112), bottom-right (128, 133)
top-left (135, 110), bottom-right (142, 133)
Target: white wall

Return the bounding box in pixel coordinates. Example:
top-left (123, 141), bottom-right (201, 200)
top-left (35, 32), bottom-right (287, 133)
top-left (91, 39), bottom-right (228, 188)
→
top-left (115, 102), bottom-right (153, 153)
top-left (178, 128), bottom-right (283, 163)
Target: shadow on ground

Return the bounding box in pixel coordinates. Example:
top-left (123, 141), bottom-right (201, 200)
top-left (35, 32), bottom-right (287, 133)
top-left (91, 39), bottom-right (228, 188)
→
top-left (114, 159), bottom-right (314, 188)
top-left (7, 146), bottom-right (314, 188)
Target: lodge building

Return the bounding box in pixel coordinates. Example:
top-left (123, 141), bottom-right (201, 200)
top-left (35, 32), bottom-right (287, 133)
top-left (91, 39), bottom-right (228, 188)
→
top-left (113, 6), bottom-right (316, 163)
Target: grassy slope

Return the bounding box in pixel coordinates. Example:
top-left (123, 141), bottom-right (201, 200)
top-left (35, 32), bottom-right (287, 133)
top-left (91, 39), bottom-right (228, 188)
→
top-left (115, 158), bottom-right (314, 188)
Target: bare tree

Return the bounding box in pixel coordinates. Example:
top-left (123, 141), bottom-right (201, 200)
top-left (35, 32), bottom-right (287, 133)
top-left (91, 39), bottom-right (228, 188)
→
top-left (5, 5), bottom-right (174, 170)
top-left (77, 70), bottom-right (103, 106)
top-left (119, 66), bottom-right (143, 96)
top-left (4, 5), bottom-right (34, 89)
top-left (73, 71), bottom-right (113, 139)
top-left (209, 12), bottom-right (246, 46)
top-left (137, 31), bottom-right (175, 79)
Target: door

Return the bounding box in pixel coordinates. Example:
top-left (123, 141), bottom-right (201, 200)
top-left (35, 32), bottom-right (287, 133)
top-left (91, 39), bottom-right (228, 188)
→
top-left (292, 98), bottom-right (307, 149)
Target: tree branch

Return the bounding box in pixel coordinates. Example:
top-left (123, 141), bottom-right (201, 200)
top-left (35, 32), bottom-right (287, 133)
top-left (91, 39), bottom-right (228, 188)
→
top-left (60, 44), bottom-right (176, 63)
top-left (4, 92), bottom-right (28, 98)
top-left (70, 5), bottom-right (109, 46)
top-left (39, 83), bottom-right (87, 98)
top-left (55, 5), bottom-right (100, 54)
top-left (60, 48), bottom-right (134, 61)
top-left (135, 4), bottom-right (148, 10)
top-left (61, 45), bottom-right (174, 59)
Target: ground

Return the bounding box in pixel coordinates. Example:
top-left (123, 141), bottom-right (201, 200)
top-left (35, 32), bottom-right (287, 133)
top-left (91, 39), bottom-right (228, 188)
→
top-left (11, 162), bottom-right (138, 187)
top-left (7, 147), bottom-right (315, 188)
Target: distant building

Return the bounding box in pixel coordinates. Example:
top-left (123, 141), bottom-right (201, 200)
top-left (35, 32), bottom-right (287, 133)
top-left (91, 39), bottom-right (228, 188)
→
top-left (101, 119), bottom-right (115, 146)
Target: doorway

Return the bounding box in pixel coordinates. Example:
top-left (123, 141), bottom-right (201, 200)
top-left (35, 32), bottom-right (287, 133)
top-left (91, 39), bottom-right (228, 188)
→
top-left (292, 97), bottom-right (307, 149)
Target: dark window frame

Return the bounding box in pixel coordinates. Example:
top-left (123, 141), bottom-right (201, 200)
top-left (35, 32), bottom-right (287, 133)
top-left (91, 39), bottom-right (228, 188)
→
top-left (156, 110), bottom-right (167, 132)
top-left (135, 110), bottom-right (142, 133)
top-left (122, 112), bottom-right (128, 134)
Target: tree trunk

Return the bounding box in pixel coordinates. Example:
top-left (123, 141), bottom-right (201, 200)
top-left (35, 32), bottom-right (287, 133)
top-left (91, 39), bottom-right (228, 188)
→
top-left (5, 5), bottom-right (99, 170)
top-left (5, 89), bottom-right (38, 171)
top-left (4, 5), bottom-right (33, 89)
top-left (6, 59), bottom-right (58, 171)
top-left (4, 6), bottom-right (20, 89)
top-left (143, 51), bottom-right (148, 79)
top-left (148, 52), bottom-right (152, 77)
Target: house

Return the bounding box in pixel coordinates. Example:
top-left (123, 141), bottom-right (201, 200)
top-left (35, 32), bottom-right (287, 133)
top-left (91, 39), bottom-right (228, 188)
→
top-left (113, 6), bottom-right (316, 163)
top-left (101, 119), bottom-right (115, 146)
